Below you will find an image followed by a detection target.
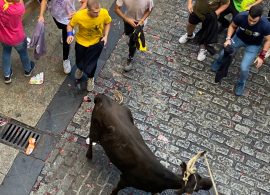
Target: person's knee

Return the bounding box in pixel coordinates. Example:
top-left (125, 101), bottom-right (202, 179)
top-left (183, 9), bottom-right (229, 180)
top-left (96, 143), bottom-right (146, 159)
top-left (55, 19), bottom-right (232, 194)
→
top-left (187, 22), bottom-right (196, 28)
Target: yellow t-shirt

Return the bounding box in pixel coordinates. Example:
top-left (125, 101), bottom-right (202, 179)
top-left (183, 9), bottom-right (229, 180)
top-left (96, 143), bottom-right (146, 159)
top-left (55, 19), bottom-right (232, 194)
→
top-left (70, 8), bottom-right (112, 47)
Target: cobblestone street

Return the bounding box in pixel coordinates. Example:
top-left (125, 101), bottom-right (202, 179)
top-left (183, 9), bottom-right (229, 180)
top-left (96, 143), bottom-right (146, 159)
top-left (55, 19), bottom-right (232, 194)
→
top-left (30, 0), bottom-right (270, 194)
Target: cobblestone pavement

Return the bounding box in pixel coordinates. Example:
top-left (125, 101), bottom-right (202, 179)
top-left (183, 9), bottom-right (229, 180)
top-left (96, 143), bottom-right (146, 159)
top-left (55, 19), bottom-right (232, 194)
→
top-left (31, 0), bottom-right (270, 195)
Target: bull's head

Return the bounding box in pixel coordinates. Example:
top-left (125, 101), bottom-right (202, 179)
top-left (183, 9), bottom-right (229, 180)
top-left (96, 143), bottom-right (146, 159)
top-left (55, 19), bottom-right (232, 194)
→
top-left (177, 151), bottom-right (212, 194)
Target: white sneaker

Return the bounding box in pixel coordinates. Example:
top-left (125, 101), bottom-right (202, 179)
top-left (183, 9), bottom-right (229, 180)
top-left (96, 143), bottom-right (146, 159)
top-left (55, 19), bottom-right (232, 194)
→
top-left (63, 60), bottom-right (71, 74)
top-left (74, 68), bottom-right (83, 79)
top-left (179, 33), bottom-right (195, 44)
top-left (87, 78), bottom-right (94, 92)
top-left (27, 37), bottom-right (31, 48)
top-left (197, 49), bottom-right (207, 61)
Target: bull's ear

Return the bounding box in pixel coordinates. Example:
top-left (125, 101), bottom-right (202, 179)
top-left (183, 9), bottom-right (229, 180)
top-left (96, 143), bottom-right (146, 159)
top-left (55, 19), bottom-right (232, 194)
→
top-left (180, 162), bottom-right (187, 172)
top-left (197, 178), bottom-right (212, 191)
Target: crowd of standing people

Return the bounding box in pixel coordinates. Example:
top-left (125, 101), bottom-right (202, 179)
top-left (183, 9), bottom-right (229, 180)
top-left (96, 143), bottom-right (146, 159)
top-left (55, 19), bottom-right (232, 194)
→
top-left (0, 0), bottom-right (270, 96)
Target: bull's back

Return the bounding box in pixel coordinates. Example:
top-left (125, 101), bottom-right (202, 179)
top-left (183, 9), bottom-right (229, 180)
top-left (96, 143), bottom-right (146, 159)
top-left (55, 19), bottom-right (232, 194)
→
top-left (93, 95), bottom-right (181, 191)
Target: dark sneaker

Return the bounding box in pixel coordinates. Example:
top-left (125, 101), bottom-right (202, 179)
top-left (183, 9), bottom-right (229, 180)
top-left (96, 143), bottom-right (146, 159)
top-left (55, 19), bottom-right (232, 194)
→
top-left (87, 77), bottom-right (95, 92)
top-left (4, 70), bottom-right (13, 84)
top-left (235, 82), bottom-right (245, 96)
top-left (124, 57), bottom-right (134, 72)
top-left (24, 61), bottom-right (35, 77)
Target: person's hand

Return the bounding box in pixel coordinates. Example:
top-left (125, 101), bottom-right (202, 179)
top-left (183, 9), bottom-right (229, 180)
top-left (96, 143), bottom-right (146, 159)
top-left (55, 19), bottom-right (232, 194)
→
top-left (68, 11), bottom-right (75, 19)
top-left (67, 35), bottom-right (74, 44)
top-left (224, 39), bottom-right (232, 47)
top-left (137, 19), bottom-right (144, 26)
top-left (254, 57), bottom-right (264, 69)
top-left (187, 2), bottom-right (193, 13)
top-left (125, 17), bottom-right (137, 28)
top-left (38, 15), bottom-right (45, 23)
top-left (101, 35), bottom-right (108, 45)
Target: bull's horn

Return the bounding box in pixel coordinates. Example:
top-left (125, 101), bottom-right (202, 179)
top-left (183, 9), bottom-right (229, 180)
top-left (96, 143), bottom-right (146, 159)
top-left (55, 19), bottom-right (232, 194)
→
top-left (183, 151), bottom-right (206, 185)
top-left (186, 151), bottom-right (206, 173)
top-left (113, 90), bottom-right (123, 104)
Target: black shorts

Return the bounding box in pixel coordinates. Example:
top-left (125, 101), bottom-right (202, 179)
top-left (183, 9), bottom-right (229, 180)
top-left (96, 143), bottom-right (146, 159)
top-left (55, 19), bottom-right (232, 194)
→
top-left (188, 12), bottom-right (202, 25)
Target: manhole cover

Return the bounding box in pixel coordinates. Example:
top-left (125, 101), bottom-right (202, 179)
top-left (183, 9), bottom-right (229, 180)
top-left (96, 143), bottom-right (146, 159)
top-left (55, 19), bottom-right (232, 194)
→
top-left (0, 123), bottom-right (41, 150)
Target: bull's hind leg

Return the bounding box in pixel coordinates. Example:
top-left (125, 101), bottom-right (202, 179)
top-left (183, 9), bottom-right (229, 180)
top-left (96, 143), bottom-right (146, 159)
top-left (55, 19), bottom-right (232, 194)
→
top-left (111, 176), bottom-right (127, 195)
top-left (86, 140), bottom-right (93, 159)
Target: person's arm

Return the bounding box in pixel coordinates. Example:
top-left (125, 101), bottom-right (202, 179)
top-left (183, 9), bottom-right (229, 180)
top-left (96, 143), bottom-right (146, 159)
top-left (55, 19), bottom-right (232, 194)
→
top-left (101, 22), bottom-right (111, 45)
top-left (137, 7), bottom-right (153, 26)
top-left (247, 0), bottom-right (263, 10)
top-left (77, 0), bottom-right (87, 11)
top-left (114, 4), bottom-right (136, 27)
top-left (68, 0), bottom-right (87, 19)
top-left (224, 21), bottom-right (238, 46)
top-left (66, 23), bottom-right (74, 44)
top-left (38, 0), bottom-right (47, 22)
top-left (215, 1), bottom-right (230, 16)
top-left (254, 35), bottom-right (270, 68)
top-left (187, 0), bottom-right (193, 13)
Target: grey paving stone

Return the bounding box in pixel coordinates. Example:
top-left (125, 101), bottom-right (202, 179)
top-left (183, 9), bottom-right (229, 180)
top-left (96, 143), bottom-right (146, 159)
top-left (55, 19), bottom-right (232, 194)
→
top-left (28, 1), bottom-right (270, 194)
top-left (0, 143), bottom-right (19, 176)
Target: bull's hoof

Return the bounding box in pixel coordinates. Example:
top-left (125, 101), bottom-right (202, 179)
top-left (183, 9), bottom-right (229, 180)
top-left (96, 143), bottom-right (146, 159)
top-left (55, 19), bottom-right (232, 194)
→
top-left (86, 138), bottom-right (90, 145)
top-left (110, 189), bottom-right (118, 195)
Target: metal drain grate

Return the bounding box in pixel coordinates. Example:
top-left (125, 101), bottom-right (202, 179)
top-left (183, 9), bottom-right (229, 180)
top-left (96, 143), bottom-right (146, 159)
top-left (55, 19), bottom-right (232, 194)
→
top-left (0, 123), bottom-right (41, 150)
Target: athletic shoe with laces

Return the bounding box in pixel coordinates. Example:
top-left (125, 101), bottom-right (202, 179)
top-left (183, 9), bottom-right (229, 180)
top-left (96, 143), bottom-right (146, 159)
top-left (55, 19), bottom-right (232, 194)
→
top-left (75, 68), bottom-right (83, 79)
top-left (197, 49), bottom-right (207, 61)
top-left (63, 59), bottom-right (71, 74)
top-left (235, 82), bottom-right (245, 96)
top-left (24, 61), bottom-right (35, 77)
top-left (87, 77), bottom-right (94, 92)
top-left (123, 57), bottom-right (134, 72)
top-left (4, 69), bottom-right (13, 84)
top-left (179, 33), bottom-right (195, 44)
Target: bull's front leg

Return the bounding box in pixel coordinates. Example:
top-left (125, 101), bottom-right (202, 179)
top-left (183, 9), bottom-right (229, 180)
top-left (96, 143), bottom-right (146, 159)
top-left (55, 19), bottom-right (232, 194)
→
top-left (86, 140), bottom-right (93, 159)
top-left (111, 175), bottom-right (127, 195)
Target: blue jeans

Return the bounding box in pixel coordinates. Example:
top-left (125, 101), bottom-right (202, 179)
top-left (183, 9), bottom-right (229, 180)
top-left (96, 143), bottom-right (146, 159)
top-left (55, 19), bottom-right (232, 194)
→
top-left (1, 38), bottom-right (31, 77)
top-left (211, 35), bottom-right (261, 85)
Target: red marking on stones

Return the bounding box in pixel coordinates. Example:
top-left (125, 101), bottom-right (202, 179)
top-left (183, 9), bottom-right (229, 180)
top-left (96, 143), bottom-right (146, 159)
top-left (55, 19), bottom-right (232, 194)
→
top-left (86, 108), bottom-right (92, 112)
top-left (59, 148), bottom-right (65, 155)
top-left (83, 96), bottom-right (91, 102)
top-left (126, 85), bottom-right (132, 92)
top-left (167, 57), bottom-right (174, 62)
top-left (67, 135), bottom-right (78, 143)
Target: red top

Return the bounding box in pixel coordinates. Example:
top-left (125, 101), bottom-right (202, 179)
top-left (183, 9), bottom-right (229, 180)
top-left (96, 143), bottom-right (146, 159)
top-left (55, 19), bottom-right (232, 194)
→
top-left (0, 0), bottom-right (25, 46)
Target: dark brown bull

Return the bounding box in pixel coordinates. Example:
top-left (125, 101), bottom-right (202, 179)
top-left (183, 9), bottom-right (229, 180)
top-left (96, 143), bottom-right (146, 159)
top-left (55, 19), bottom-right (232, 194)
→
top-left (86, 94), bottom-right (212, 194)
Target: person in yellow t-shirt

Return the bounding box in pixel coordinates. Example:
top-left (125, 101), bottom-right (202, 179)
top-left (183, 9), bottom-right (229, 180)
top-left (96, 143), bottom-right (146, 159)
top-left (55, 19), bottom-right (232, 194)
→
top-left (67, 0), bottom-right (111, 92)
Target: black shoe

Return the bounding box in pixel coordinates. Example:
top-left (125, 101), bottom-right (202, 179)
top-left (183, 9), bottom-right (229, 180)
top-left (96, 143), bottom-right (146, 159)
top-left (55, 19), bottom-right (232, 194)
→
top-left (4, 70), bottom-right (13, 84)
top-left (124, 57), bottom-right (134, 72)
top-left (127, 57), bottom-right (133, 64)
top-left (24, 61), bottom-right (35, 77)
